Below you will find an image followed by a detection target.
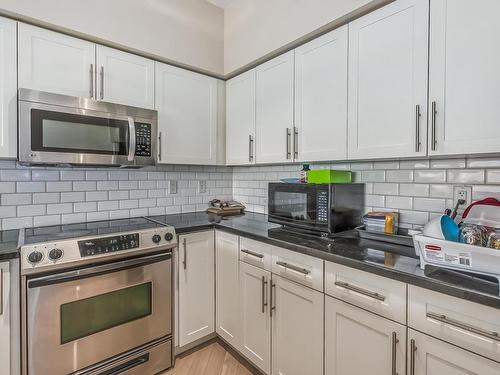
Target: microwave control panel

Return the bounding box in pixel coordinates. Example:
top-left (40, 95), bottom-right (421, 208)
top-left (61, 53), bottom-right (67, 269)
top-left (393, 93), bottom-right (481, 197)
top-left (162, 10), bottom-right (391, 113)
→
top-left (317, 190), bottom-right (329, 223)
top-left (135, 123), bottom-right (152, 157)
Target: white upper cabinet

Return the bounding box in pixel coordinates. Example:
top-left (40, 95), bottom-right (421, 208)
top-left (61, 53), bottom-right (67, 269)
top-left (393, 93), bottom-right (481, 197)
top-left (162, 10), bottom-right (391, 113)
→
top-left (429, 0), bottom-right (500, 155)
top-left (294, 26), bottom-right (348, 162)
top-left (18, 23), bottom-right (95, 98)
top-left (96, 46), bottom-right (154, 109)
top-left (155, 62), bottom-right (218, 165)
top-left (348, 0), bottom-right (429, 159)
top-left (256, 51), bottom-right (294, 164)
top-left (226, 69), bottom-right (256, 165)
top-left (0, 17), bottom-right (17, 159)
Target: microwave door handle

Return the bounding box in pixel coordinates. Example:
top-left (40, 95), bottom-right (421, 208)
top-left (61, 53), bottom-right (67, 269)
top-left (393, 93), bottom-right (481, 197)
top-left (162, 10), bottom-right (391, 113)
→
top-left (127, 116), bottom-right (136, 162)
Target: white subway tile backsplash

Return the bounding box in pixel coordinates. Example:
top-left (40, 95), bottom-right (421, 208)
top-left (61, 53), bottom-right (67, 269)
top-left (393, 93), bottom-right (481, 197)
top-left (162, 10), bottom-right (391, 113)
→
top-left (87, 211), bottom-right (109, 222)
top-left (2, 193), bottom-right (32, 205)
top-left (17, 181), bottom-right (46, 193)
top-left (60, 170), bottom-right (84, 180)
top-left (399, 160), bottom-right (429, 169)
top-left (399, 184), bottom-right (429, 197)
top-left (1, 169), bottom-right (30, 181)
top-left (486, 170), bottom-right (500, 184)
top-left (414, 170), bottom-right (446, 183)
top-left (73, 181), bottom-right (97, 191)
top-left (0, 206), bottom-right (16, 219)
top-left (62, 213), bottom-right (87, 224)
top-left (373, 183), bottom-right (399, 195)
top-left (85, 171), bottom-right (109, 180)
top-left (0, 182), bottom-right (15, 193)
top-left (466, 157), bottom-right (500, 169)
top-left (472, 185), bottom-right (500, 200)
top-left (46, 181), bottom-right (72, 192)
top-left (85, 191), bottom-right (109, 201)
top-left (386, 170), bottom-right (414, 183)
top-left (47, 203), bottom-right (73, 215)
top-left (361, 170), bottom-right (385, 182)
top-left (74, 202), bottom-right (98, 213)
top-left (98, 200), bottom-right (120, 211)
top-left (430, 158), bottom-right (466, 169)
top-left (34, 215), bottom-right (61, 227)
top-left (385, 196), bottom-right (413, 210)
top-left (33, 193), bottom-right (60, 204)
top-left (97, 181), bottom-right (119, 190)
top-left (447, 169), bottom-right (485, 184)
top-left (366, 195), bottom-right (385, 207)
top-left (3, 217), bottom-right (33, 230)
top-left (32, 170), bottom-right (59, 181)
top-left (18, 205), bottom-right (46, 217)
top-left (373, 161), bottom-right (399, 170)
top-left (60, 192), bottom-right (85, 203)
top-left (429, 184), bottom-right (454, 198)
top-left (413, 198), bottom-right (446, 213)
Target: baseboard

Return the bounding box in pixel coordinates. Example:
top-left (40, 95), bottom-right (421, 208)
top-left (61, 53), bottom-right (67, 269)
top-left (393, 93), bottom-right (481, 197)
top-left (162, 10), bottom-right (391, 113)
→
top-left (216, 337), bottom-right (265, 375)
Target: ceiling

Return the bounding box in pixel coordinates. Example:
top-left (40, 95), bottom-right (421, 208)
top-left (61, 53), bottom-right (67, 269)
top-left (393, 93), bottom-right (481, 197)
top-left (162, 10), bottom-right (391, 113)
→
top-left (205, 0), bottom-right (236, 9)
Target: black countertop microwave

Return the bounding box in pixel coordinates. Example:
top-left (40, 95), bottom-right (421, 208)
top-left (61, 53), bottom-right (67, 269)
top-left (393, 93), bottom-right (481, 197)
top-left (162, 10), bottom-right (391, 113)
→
top-left (268, 182), bottom-right (365, 235)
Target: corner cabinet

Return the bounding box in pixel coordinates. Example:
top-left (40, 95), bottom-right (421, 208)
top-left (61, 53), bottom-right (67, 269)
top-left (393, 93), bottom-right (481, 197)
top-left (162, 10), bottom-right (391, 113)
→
top-left (428, 0), bottom-right (500, 156)
top-left (0, 262), bottom-right (11, 375)
top-left (294, 26), bottom-right (348, 162)
top-left (155, 62), bottom-right (219, 165)
top-left (178, 231), bottom-right (215, 347)
top-left (347, 0), bottom-right (429, 159)
top-left (226, 70), bottom-right (256, 165)
top-left (0, 17), bottom-right (17, 159)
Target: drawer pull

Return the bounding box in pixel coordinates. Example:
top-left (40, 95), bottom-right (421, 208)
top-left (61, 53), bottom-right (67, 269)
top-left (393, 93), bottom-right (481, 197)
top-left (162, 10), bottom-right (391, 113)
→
top-left (426, 311), bottom-right (500, 342)
top-left (391, 332), bottom-right (399, 375)
top-left (276, 261), bottom-right (310, 275)
top-left (261, 276), bottom-right (268, 314)
top-left (334, 281), bottom-right (386, 301)
top-left (241, 249), bottom-right (264, 259)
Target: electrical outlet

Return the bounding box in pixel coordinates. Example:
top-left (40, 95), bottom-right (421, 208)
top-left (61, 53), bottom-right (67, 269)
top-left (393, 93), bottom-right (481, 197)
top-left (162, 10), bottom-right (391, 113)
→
top-left (453, 185), bottom-right (472, 207)
top-left (169, 180), bottom-right (178, 195)
top-left (198, 180), bottom-right (207, 194)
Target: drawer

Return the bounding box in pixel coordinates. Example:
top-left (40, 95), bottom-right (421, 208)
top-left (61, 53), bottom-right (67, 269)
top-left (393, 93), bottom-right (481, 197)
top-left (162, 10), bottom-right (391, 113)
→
top-left (325, 262), bottom-right (406, 324)
top-left (271, 246), bottom-right (324, 292)
top-left (239, 237), bottom-right (272, 271)
top-left (408, 285), bottom-right (500, 363)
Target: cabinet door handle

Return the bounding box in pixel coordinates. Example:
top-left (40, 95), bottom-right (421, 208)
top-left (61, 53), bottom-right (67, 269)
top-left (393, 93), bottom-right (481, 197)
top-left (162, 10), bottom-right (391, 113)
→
top-left (334, 281), bottom-right (386, 301)
top-left (100, 66), bottom-right (105, 100)
top-left (431, 101), bottom-right (437, 151)
top-left (89, 63), bottom-right (94, 98)
top-left (286, 128), bottom-right (291, 159)
top-left (182, 238), bottom-right (187, 270)
top-left (293, 127), bottom-right (298, 159)
top-left (270, 281), bottom-right (276, 317)
top-left (391, 332), bottom-right (399, 375)
top-left (261, 276), bottom-right (268, 313)
top-left (0, 268), bottom-right (3, 316)
top-left (276, 261), bottom-right (310, 275)
top-left (426, 311), bottom-right (500, 342)
top-left (241, 249), bottom-right (264, 259)
top-left (415, 105), bottom-right (421, 152)
top-left (249, 135), bottom-right (254, 162)
top-left (410, 339), bottom-right (417, 375)
top-left (158, 132), bottom-right (162, 161)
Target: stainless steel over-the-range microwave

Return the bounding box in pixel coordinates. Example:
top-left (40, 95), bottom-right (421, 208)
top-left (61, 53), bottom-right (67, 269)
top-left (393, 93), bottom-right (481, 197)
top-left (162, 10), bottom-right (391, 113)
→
top-left (18, 89), bottom-right (157, 167)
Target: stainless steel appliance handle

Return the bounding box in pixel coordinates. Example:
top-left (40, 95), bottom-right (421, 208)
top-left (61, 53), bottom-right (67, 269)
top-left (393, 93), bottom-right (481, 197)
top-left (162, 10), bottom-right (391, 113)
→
top-left (127, 117), bottom-right (136, 162)
top-left (286, 128), bottom-right (291, 159)
top-left (391, 332), bottom-right (399, 375)
top-left (249, 135), bottom-right (254, 162)
top-left (415, 104), bottom-right (421, 152)
top-left (0, 268), bottom-right (3, 316)
top-left (426, 311), bottom-right (500, 341)
top-left (270, 281), bottom-right (276, 317)
top-left (158, 132), bottom-right (162, 161)
top-left (100, 66), bottom-right (105, 100)
top-left (182, 238), bottom-right (187, 270)
top-left (261, 276), bottom-right (268, 314)
top-left (334, 281), bottom-right (386, 301)
top-left (431, 101), bottom-right (437, 151)
top-left (105, 353), bottom-right (149, 375)
top-left (241, 249), bottom-right (264, 259)
top-left (293, 127), bottom-right (298, 159)
top-left (410, 339), bottom-right (417, 375)
top-left (89, 63), bottom-right (94, 98)
top-left (276, 261), bottom-right (310, 275)
top-left (28, 253), bottom-right (171, 288)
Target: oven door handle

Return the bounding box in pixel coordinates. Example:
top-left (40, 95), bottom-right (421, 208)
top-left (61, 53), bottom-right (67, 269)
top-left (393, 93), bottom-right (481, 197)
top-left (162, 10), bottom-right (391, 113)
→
top-left (28, 252), bottom-right (171, 288)
top-left (127, 116), bottom-right (136, 162)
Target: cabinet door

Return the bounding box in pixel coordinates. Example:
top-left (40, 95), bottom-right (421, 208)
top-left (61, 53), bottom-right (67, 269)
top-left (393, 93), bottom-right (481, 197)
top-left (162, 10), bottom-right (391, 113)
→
top-left (178, 231), bottom-right (215, 347)
top-left (215, 231), bottom-right (241, 350)
top-left (429, 0), bottom-right (500, 155)
top-left (272, 275), bottom-right (323, 375)
top-left (348, 0), bottom-right (428, 159)
top-left (239, 262), bottom-right (271, 374)
top-left (294, 26), bottom-right (348, 162)
top-left (18, 23), bottom-right (95, 98)
top-left (0, 17), bottom-right (17, 158)
top-left (325, 296), bottom-right (406, 375)
top-left (96, 45), bottom-right (154, 109)
top-left (409, 329), bottom-right (500, 375)
top-left (256, 51), bottom-right (294, 163)
top-left (0, 262), bottom-right (10, 375)
top-left (156, 62), bottom-right (218, 165)
top-left (226, 70), bottom-right (256, 165)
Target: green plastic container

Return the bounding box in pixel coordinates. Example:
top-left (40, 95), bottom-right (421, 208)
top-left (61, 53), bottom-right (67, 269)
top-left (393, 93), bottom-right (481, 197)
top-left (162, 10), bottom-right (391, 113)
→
top-left (307, 169), bottom-right (352, 184)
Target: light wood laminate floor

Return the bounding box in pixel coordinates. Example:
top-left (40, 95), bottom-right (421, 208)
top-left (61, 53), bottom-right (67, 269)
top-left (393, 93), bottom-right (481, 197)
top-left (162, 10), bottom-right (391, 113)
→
top-left (160, 342), bottom-right (254, 375)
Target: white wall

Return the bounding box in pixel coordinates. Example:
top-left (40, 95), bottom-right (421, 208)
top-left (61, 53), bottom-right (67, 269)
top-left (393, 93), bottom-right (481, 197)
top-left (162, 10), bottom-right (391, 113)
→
top-left (0, 0), bottom-right (224, 75)
top-left (223, 0), bottom-right (391, 74)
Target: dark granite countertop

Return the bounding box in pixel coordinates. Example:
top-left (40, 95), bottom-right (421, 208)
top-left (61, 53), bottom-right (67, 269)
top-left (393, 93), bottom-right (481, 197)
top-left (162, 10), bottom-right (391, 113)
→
top-left (150, 212), bottom-right (500, 310)
top-left (0, 229), bottom-right (20, 261)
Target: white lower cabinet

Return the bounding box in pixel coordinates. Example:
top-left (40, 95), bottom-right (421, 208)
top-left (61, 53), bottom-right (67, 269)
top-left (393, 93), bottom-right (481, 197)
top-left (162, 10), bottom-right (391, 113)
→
top-left (408, 329), bottom-right (500, 375)
top-left (0, 262), bottom-right (10, 375)
top-left (215, 231), bottom-right (241, 349)
top-left (325, 296), bottom-right (406, 375)
top-left (272, 275), bottom-right (323, 375)
top-left (239, 261), bottom-right (272, 374)
top-left (178, 231), bottom-right (215, 347)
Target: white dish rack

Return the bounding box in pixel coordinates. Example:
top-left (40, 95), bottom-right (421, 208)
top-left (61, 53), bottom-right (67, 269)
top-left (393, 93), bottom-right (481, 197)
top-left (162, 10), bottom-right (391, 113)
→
top-left (413, 233), bottom-right (500, 284)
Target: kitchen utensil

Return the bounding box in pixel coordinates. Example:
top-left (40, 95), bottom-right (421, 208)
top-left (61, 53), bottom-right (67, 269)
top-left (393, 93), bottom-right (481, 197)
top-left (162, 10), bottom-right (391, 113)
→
top-left (441, 215), bottom-right (460, 242)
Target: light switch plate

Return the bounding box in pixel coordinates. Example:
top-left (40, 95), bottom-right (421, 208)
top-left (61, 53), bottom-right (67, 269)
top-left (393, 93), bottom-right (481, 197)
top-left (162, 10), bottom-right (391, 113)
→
top-left (169, 180), bottom-right (178, 194)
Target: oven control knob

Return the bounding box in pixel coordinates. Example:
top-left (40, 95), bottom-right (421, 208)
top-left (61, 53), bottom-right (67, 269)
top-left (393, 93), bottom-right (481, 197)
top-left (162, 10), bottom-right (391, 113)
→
top-left (164, 232), bottom-right (174, 241)
top-left (28, 251), bottom-right (43, 264)
top-left (152, 234), bottom-right (161, 244)
top-left (48, 248), bottom-right (63, 261)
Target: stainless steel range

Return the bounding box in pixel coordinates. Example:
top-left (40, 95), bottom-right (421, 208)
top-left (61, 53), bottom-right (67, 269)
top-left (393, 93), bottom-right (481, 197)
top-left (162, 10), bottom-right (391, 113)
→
top-left (20, 217), bottom-right (176, 375)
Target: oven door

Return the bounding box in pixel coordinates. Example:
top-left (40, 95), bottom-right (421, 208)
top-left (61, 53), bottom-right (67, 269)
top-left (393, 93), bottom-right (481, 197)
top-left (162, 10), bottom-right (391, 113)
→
top-left (26, 253), bottom-right (171, 375)
top-left (268, 183), bottom-right (330, 232)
